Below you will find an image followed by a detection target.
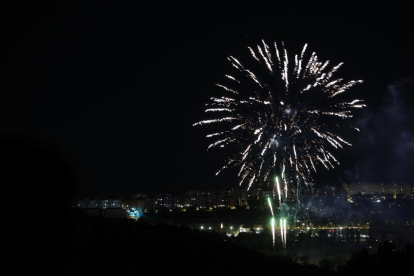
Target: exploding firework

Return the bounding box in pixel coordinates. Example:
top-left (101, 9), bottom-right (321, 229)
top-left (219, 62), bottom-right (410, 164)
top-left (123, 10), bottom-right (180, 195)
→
top-left (194, 40), bottom-right (364, 250)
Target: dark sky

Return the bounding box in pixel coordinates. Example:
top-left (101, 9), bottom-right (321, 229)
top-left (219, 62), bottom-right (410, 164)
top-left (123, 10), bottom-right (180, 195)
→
top-left (1, 2), bottom-right (413, 198)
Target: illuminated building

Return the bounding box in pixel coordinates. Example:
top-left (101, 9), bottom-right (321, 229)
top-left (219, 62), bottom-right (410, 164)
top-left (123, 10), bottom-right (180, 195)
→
top-left (343, 183), bottom-right (411, 197)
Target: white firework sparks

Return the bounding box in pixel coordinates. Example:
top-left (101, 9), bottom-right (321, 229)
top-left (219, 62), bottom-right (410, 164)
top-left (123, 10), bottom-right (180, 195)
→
top-left (194, 40), bottom-right (364, 199)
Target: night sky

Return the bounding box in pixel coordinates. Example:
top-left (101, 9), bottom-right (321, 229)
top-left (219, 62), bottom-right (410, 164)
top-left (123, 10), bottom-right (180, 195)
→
top-left (2, 2), bottom-right (413, 198)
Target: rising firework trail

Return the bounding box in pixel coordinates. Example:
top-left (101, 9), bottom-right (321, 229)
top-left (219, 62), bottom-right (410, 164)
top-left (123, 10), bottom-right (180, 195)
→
top-left (268, 197), bottom-right (276, 251)
top-left (283, 218), bottom-right (287, 253)
top-left (271, 217), bottom-right (276, 253)
top-left (280, 218), bottom-right (284, 252)
top-left (194, 40), bottom-right (364, 252)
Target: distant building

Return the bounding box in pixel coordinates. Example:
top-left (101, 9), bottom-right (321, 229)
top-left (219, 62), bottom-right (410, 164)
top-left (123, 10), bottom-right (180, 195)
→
top-left (124, 195), bottom-right (145, 210)
top-left (344, 183), bottom-right (411, 197)
top-left (185, 191), bottom-right (197, 207)
top-left (144, 196), bottom-right (154, 209)
top-left (231, 189), bottom-right (248, 205)
top-left (313, 183), bottom-right (347, 198)
top-left (106, 199), bottom-right (122, 209)
top-left (369, 225), bottom-right (414, 243)
top-left (85, 208), bottom-right (101, 217)
top-left (73, 198), bottom-right (123, 210)
top-left (89, 200), bottom-right (100, 208)
top-left (103, 208), bottom-right (126, 219)
top-left (74, 182), bottom-right (414, 216)
top-left (262, 190), bottom-right (274, 199)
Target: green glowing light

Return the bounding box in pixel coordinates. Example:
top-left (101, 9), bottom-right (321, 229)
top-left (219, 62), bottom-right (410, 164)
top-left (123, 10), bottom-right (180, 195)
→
top-left (268, 197), bottom-right (274, 216)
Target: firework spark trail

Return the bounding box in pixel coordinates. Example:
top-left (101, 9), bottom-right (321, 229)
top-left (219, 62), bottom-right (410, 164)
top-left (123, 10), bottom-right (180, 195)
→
top-left (280, 218), bottom-right (284, 250)
top-left (283, 218), bottom-right (287, 253)
top-left (268, 197), bottom-right (276, 252)
top-left (194, 40), bottom-right (364, 253)
top-left (275, 176), bottom-right (282, 205)
top-left (271, 217), bottom-right (276, 252)
top-left (268, 197), bottom-right (274, 217)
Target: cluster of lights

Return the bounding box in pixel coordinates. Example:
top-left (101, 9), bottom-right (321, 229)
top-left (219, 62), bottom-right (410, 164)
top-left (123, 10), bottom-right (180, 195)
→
top-left (200, 224), bottom-right (232, 231)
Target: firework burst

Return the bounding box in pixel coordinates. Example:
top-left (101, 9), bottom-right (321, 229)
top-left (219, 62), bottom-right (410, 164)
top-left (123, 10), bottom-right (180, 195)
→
top-left (194, 40), bottom-right (364, 217)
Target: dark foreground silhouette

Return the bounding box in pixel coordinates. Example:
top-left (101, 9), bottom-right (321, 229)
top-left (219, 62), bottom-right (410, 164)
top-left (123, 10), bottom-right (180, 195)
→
top-left (66, 211), bottom-right (334, 275)
top-left (3, 135), bottom-right (412, 275)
